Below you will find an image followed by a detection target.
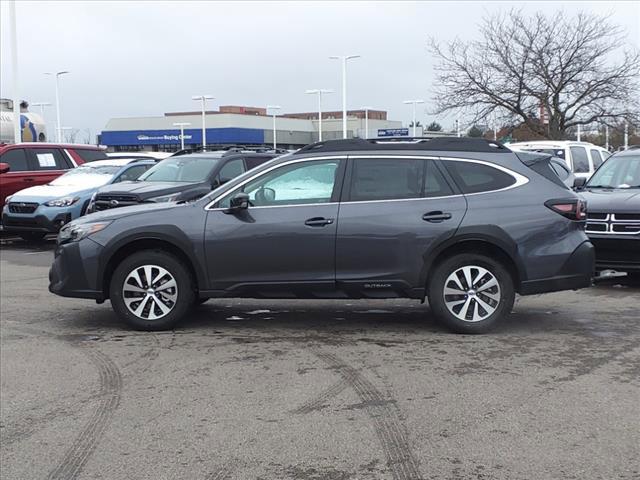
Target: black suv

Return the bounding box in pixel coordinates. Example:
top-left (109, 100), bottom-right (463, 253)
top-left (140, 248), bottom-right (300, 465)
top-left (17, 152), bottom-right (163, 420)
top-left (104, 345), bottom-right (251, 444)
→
top-left (87, 151), bottom-right (278, 212)
top-left (50, 138), bottom-right (594, 333)
top-left (581, 147), bottom-right (640, 278)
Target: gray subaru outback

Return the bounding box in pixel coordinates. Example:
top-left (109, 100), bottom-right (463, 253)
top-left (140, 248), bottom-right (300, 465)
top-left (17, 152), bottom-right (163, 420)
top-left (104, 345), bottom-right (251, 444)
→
top-left (49, 138), bottom-right (594, 333)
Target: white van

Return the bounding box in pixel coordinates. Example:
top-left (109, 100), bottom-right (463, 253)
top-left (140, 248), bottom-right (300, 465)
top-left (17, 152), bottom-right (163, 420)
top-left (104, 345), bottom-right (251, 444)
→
top-left (509, 141), bottom-right (610, 179)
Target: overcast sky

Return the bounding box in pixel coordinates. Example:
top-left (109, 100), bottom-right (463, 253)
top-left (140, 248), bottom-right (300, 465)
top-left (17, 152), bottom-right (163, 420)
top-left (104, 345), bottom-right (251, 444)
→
top-left (1, 1), bottom-right (638, 139)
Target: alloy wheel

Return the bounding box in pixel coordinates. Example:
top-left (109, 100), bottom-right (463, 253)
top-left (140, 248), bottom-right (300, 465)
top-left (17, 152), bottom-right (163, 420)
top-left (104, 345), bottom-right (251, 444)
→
top-left (122, 265), bottom-right (178, 320)
top-left (443, 265), bottom-right (501, 322)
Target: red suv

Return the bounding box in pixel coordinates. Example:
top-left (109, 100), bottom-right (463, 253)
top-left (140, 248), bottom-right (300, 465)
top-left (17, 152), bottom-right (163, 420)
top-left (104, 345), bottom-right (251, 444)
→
top-left (0, 143), bottom-right (107, 211)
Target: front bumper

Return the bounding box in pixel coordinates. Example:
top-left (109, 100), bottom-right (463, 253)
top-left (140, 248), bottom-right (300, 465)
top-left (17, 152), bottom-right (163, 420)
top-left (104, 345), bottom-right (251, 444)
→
top-left (2, 208), bottom-right (74, 233)
top-left (519, 240), bottom-right (595, 295)
top-left (587, 234), bottom-right (640, 272)
top-left (49, 238), bottom-right (104, 300)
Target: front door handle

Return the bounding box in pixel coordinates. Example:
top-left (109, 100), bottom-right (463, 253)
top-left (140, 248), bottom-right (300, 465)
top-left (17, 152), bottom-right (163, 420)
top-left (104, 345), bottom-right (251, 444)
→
top-left (24, 178), bottom-right (35, 182)
top-left (305, 217), bottom-right (334, 227)
top-left (422, 211), bottom-right (452, 223)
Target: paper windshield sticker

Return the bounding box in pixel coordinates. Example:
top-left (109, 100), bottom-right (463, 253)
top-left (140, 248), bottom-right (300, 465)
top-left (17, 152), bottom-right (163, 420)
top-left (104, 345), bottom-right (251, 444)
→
top-left (37, 153), bottom-right (56, 167)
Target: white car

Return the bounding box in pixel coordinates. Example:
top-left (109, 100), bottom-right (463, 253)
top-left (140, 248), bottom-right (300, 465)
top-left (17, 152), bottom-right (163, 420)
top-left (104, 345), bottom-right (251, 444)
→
top-left (509, 141), bottom-right (610, 179)
top-left (106, 151), bottom-right (172, 161)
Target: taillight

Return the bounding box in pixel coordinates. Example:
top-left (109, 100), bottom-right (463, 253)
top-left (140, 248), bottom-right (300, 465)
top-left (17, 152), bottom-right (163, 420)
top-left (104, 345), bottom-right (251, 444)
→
top-left (545, 199), bottom-right (587, 221)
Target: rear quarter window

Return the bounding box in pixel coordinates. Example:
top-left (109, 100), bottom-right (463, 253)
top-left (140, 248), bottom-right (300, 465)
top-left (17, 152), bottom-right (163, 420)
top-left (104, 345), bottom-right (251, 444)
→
top-left (442, 160), bottom-right (517, 194)
top-left (74, 149), bottom-right (108, 162)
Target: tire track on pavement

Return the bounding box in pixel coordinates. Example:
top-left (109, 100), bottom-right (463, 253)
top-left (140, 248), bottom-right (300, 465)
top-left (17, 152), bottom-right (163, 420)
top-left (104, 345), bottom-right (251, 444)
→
top-left (46, 346), bottom-right (122, 480)
top-left (290, 379), bottom-right (349, 414)
top-left (313, 350), bottom-right (423, 480)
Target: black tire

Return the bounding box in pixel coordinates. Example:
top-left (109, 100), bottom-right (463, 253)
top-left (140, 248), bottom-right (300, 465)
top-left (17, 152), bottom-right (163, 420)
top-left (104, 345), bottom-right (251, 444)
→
top-left (428, 253), bottom-right (515, 334)
top-left (20, 232), bottom-right (46, 243)
top-left (109, 250), bottom-right (195, 331)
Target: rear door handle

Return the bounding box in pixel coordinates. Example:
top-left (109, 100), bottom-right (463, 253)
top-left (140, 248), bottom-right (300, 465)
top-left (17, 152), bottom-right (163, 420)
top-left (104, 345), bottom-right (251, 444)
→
top-left (422, 211), bottom-right (452, 222)
top-left (305, 217), bottom-right (334, 227)
top-left (24, 178), bottom-right (35, 182)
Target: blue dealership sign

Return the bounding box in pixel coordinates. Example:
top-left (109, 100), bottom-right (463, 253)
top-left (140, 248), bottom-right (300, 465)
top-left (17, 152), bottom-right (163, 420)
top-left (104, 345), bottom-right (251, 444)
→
top-left (100, 127), bottom-right (264, 146)
top-left (377, 128), bottom-right (409, 137)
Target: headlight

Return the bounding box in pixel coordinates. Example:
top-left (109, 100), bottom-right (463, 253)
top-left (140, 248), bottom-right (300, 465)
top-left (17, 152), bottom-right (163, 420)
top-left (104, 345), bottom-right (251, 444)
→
top-left (45, 196), bottom-right (80, 207)
top-left (148, 193), bottom-right (180, 203)
top-left (5, 195), bottom-right (12, 203)
top-left (58, 221), bottom-right (111, 244)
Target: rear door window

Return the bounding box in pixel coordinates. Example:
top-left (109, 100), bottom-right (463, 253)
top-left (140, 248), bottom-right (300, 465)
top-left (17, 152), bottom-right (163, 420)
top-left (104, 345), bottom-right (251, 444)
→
top-left (569, 147), bottom-right (590, 173)
top-left (348, 158), bottom-right (425, 201)
top-left (0, 149), bottom-right (29, 172)
top-left (245, 156), bottom-right (273, 170)
top-left (590, 149), bottom-right (603, 169)
top-left (32, 149), bottom-right (72, 170)
top-left (442, 160), bottom-right (516, 194)
top-left (217, 158), bottom-right (246, 184)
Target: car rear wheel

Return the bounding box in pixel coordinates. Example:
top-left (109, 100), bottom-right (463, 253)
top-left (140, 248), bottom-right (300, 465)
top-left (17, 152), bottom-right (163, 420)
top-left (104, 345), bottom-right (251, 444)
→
top-left (20, 232), bottom-right (46, 243)
top-left (428, 253), bottom-right (515, 334)
top-left (110, 250), bottom-right (194, 331)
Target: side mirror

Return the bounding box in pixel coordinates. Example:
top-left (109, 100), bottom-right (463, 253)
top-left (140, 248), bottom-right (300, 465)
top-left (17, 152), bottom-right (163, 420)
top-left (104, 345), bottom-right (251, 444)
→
top-left (0, 162), bottom-right (10, 174)
top-left (573, 177), bottom-right (587, 190)
top-left (225, 192), bottom-right (250, 214)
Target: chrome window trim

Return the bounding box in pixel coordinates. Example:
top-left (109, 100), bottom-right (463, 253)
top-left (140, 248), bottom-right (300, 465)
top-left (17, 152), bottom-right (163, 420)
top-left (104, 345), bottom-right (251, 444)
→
top-left (204, 153), bottom-right (529, 210)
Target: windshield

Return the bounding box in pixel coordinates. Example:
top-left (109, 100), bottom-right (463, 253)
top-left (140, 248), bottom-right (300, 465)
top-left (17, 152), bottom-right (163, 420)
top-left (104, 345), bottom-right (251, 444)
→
top-left (49, 165), bottom-right (120, 187)
top-left (138, 157), bottom-right (220, 183)
top-left (587, 155), bottom-right (640, 188)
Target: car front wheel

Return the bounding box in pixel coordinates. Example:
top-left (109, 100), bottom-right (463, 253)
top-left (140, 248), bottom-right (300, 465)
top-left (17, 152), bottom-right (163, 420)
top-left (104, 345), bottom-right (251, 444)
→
top-left (428, 253), bottom-right (515, 334)
top-left (110, 250), bottom-right (194, 331)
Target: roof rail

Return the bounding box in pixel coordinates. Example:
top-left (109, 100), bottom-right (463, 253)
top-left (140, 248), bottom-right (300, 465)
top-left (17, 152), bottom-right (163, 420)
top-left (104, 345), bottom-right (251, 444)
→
top-left (293, 137), bottom-right (510, 154)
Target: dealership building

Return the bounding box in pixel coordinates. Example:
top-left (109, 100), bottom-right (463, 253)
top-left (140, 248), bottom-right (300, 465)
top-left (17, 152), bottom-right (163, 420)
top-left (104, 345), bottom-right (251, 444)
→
top-left (99, 105), bottom-right (407, 152)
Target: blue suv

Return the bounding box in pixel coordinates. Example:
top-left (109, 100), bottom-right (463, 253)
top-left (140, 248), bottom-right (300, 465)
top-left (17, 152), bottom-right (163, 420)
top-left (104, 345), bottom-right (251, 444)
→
top-left (2, 158), bottom-right (154, 241)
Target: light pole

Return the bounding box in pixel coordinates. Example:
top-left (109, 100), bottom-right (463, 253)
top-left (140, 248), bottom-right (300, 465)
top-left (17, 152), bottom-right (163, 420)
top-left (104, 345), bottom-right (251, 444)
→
top-left (329, 55), bottom-right (360, 139)
top-left (305, 89), bottom-right (333, 141)
top-left (173, 122), bottom-right (191, 150)
top-left (360, 106), bottom-right (372, 139)
top-left (624, 122), bottom-right (629, 149)
top-left (44, 71), bottom-right (70, 142)
top-left (456, 118), bottom-right (460, 138)
top-left (9, 0), bottom-right (20, 143)
top-left (266, 105), bottom-right (281, 149)
top-left (605, 125), bottom-right (609, 151)
top-left (192, 95), bottom-right (214, 149)
top-left (403, 100), bottom-right (424, 137)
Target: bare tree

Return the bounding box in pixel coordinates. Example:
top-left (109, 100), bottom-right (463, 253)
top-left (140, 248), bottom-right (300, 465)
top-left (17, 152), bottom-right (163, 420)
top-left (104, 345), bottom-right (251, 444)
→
top-left (82, 128), bottom-right (93, 144)
top-left (64, 128), bottom-right (79, 143)
top-left (429, 10), bottom-right (640, 139)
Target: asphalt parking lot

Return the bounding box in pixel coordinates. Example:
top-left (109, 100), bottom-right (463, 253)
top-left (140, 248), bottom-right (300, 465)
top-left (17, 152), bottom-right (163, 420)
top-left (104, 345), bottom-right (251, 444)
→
top-left (1, 236), bottom-right (639, 480)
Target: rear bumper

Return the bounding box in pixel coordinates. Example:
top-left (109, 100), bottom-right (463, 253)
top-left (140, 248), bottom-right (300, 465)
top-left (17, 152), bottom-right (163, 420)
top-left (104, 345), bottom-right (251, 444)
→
top-left (519, 240), bottom-right (595, 295)
top-left (587, 234), bottom-right (640, 273)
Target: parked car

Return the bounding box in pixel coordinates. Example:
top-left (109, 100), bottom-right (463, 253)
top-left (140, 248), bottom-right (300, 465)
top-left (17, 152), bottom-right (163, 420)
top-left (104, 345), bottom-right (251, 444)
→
top-left (509, 141), bottom-right (610, 179)
top-left (49, 137), bottom-right (594, 333)
top-left (87, 151), bottom-right (278, 213)
top-left (0, 142), bottom-right (108, 211)
top-left (2, 158), bottom-right (154, 241)
top-left (580, 147), bottom-right (640, 278)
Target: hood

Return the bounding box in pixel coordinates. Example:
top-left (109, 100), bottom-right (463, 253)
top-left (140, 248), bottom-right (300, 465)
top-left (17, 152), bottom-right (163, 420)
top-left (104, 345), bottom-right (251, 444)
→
top-left (580, 188), bottom-right (640, 214)
top-left (79, 201), bottom-right (184, 223)
top-left (96, 181), bottom-right (203, 198)
top-left (9, 184), bottom-right (96, 201)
